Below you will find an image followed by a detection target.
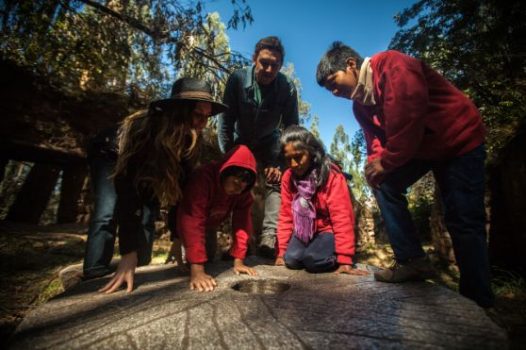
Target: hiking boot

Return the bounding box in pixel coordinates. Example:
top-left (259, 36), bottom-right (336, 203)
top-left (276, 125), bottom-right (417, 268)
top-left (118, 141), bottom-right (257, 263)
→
top-left (374, 256), bottom-right (436, 283)
top-left (257, 234), bottom-right (276, 259)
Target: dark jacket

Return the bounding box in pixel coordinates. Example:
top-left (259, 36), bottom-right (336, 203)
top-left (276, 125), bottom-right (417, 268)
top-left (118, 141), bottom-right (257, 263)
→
top-left (86, 126), bottom-right (119, 161)
top-left (217, 66), bottom-right (299, 167)
top-left (115, 135), bottom-right (194, 256)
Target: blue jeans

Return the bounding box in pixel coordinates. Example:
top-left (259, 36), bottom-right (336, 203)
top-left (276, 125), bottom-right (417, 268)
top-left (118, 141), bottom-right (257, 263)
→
top-left (284, 233), bottom-right (337, 273)
top-left (83, 156), bottom-right (158, 278)
top-left (374, 144), bottom-right (494, 307)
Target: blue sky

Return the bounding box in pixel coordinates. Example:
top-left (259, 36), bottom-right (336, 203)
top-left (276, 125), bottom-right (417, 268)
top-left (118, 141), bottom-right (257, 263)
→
top-left (206, 0), bottom-right (417, 147)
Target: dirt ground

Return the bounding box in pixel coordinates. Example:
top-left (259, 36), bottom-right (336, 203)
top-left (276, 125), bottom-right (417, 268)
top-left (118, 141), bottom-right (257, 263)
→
top-left (1, 221), bottom-right (525, 349)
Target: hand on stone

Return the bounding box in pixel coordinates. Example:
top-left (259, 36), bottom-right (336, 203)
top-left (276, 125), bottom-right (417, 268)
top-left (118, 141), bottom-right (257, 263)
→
top-left (99, 251), bottom-right (137, 294)
top-left (334, 264), bottom-right (369, 276)
top-left (274, 257), bottom-right (285, 266)
top-left (233, 258), bottom-right (257, 276)
top-left (264, 167), bottom-right (282, 184)
top-left (190, 264), bottom-right (217, 292)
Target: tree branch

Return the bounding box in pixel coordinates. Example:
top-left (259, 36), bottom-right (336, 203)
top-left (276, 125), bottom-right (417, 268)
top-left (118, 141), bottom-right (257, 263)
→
top-left (76, 0), bottom-right (164, 40)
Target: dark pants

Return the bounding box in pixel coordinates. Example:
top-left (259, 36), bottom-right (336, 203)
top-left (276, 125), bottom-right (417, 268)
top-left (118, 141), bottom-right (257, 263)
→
top-left (284, 233), bottom-right (337, 273)
top-left (251, 139), bottom-right (282, 240)
top-left (374, 144), bottom-right (494, 307)
top-left (83, 156), bottom-right (157, 278)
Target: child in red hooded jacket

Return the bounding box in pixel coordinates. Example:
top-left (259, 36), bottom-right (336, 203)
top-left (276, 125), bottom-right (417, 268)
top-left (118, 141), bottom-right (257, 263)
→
top-left (177, 145), bottom-right (258, 292)
top-left (275, 126), bottom-right (368, 276)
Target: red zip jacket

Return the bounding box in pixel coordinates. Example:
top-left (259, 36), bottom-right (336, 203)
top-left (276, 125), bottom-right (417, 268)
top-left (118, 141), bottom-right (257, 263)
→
top-left (177, 145), bottom-right (256, 264)
top-left (353, 50), bottom-right (485, 172)
top-left (277, 166), bottom-right (356, 265)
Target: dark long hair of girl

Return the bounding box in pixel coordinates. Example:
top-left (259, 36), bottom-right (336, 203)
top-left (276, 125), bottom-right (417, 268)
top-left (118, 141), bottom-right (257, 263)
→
top-left (280, 125), bottom-right (335, 189)
top-left (114, 100), bottom-right (200, 207)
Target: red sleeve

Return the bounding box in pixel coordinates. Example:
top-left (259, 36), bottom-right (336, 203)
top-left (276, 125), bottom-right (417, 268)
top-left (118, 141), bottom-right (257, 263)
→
top-left (377, 52), bottom-right (429, 171)
top-left (230, 192), bottom-right (254, 260)
top-left (352, 103), bottom-right (384, 163)
top-left (325, 171), bottom-right (355, 265)
top-left (177, 171), bottom-right (211, 264)
top-left (276, 170), bottom-right (294, 257)
top-left (364, 129), bottom-right (384, 163)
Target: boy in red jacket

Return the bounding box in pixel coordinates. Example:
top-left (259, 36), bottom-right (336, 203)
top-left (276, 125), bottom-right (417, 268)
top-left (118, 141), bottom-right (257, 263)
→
top-left (316, 42), bottom-right (494, 307)
top-left (177, 145), bottom-right (257, 292)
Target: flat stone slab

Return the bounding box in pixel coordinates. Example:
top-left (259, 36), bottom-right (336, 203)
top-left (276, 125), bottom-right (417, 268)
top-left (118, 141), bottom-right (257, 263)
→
top-left (10, 258), bottom-right (507, 349)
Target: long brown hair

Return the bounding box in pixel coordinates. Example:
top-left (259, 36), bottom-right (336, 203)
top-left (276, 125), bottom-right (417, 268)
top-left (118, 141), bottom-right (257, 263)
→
top-left (114, 101), bottom-right (200, 206)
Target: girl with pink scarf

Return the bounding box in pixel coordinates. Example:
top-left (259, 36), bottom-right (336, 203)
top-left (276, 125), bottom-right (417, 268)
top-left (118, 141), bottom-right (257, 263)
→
top-left (275, 126), bottom-right (368, 275)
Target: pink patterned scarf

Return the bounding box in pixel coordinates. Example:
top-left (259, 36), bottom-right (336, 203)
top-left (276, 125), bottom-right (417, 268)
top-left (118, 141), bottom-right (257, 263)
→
top-left (292, 169), bottom-right (317, 244)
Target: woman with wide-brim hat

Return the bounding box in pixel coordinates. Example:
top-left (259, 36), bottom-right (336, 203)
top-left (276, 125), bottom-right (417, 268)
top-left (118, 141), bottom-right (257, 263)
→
top-left (99, 77), bottom-right (227, 294)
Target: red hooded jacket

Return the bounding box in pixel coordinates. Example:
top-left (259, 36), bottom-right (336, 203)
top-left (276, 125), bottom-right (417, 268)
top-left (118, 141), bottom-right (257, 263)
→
top-left (354, 50), bottom-right (485, 172)
top-left (277, 165), bottom-right (356, 265)
top-left (177, 145), bottom-right (257, 264)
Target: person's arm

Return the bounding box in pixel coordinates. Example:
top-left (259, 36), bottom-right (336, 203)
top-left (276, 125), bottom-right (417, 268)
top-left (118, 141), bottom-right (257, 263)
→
top-left (229, 192), bottom-right (257, 276)
top-left (377, 52), bottom-right (429, 172)
top-left (230, 192), bottom-right (253, 261)
top-left (325, 171), bottom-right (355, 266)
top-left (275, 170), bottom-right (294, 264)
top-left (326, 172), bottom-right (368, 275)
top-left (177, 170), bottom-right (217, 291)
top-left (217, 73), bottom-right (239, 154)
top-left (352, 103), bottom-right (385, 163)
top-left (99, 172), bottom-right (142, 294)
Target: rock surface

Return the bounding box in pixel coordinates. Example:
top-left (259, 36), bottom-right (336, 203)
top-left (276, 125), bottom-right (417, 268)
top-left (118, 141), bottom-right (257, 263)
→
top-left (10, 258), bottom-right (507, 349)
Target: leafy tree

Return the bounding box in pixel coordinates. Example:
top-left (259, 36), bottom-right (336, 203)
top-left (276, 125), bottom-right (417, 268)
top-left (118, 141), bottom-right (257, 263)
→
top-left (309, 114), bottom-right (321, 139)
top-left (0, 0), bottom-right (253, 100)
top-left (330, 125), bottom-right (351, 172)
top-left (390, 0), bottom-right (526, 159)
top-left (348, 130), bottom-right (369, 202)
top-left (329, 125), bottom-right (369, 201)
top-left (280, 63), bottom-right (311, 124)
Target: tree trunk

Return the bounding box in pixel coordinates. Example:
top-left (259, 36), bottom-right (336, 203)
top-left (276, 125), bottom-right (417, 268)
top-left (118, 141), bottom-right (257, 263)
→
top-left (356, 201), bottom-right (376, 246)
top-left (57, 164), bottom-right (88, 223)
top-left (6, 163), bottom-right (60, 224)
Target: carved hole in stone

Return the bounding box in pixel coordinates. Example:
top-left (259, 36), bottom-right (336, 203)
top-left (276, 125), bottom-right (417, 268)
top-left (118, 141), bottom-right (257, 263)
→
top-left (231, 280), bottom-right (291, 295)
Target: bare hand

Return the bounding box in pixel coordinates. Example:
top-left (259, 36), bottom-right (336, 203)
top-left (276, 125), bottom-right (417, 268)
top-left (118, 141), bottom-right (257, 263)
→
top-left (233, 258), bottom-right (257, 276)
top-left (190, 264), bottom-right (217, 292)
top-left (274, 256), bottom-right (285, 266)
top-left (264, 167), bottom-right (282, 184)
top-left (334, 264), bottom-right (370, 276)
top-left (99, 251), bottom-right (138, 294)
top-left (364, 158), bottom-right (385, 189)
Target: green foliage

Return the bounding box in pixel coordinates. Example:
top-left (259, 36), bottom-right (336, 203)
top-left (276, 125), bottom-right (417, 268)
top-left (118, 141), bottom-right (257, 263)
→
top-left (309, 115), bottom-right (321, 139)
top-left (491, 267), bottom-right (526, 299)
top-left (329, 126), bottom-right (369, 202)
top-left (280, 63), bottom-right (311, 124)
top-left (390, 0), bottom-right (526, 160)
top-left (0, 0), bottom-right (253, 100)
top-left (407, 173), bottom-right (435, 241)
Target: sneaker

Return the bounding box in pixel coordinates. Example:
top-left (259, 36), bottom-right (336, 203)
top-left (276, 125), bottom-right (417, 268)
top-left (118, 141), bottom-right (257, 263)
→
top-left (374, 256), bottom-right (436, 283)
top-left (257, 234), bottom-right (276, 258)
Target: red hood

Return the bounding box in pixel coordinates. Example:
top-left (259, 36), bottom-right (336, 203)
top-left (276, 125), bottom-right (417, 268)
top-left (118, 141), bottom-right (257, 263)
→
top-left (219, 145), bottom-right (257, 176)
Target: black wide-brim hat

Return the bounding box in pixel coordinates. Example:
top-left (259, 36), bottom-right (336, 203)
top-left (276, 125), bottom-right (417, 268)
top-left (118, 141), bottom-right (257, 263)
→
top-left (149, 77), bottom-right (228, 116)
